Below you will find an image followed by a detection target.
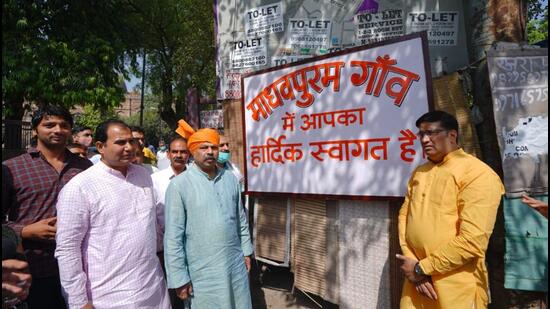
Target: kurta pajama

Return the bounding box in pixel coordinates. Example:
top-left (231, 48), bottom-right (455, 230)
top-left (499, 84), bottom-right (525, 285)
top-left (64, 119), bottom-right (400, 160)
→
top-left (164, 163), bottom-right (253, 309)
top-left (399, 149), bottom-right (504, 309)
top-left (55, 162), bottom-right (170, 309)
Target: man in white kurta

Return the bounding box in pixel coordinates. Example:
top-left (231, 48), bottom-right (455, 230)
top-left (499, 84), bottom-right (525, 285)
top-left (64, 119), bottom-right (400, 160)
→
top-left (55, 120), bottom-right (170, 309)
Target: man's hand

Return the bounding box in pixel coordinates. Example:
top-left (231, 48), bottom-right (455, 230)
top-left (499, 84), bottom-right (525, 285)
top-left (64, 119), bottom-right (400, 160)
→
top-left (396, 254), bottom-right (425, 283)
top-left (2, 259), bottom-right (32, 306)
top-left (522, 195), bottom-right (548, 218)
top-left (415, 277), bottom-right (438, 300)
top-left (244, 256), bottom-right (251, 273)
top-left (21, 217), bottom-right (57, 242)
top-left (81, 303), bottom-right (94, 309)
top-left (175, 283), bottom-right (193, 300)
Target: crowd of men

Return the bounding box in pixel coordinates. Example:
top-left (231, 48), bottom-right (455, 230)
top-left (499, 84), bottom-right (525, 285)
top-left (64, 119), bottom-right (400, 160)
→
top-left (2, 105), bottom-right (547, 309)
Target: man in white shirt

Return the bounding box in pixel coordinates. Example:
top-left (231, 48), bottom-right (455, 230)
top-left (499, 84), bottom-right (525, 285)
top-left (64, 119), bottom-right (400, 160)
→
top-left (151, 137), bottom-right (190, 254)
top-left (151, 136), bottom-right (190, 309)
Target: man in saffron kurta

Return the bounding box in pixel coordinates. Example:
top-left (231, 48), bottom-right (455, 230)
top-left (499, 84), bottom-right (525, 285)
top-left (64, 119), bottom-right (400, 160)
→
top-left (397, 111), bottom-right (504, 309)
top-left (164, 124), bottom-right (253, 308)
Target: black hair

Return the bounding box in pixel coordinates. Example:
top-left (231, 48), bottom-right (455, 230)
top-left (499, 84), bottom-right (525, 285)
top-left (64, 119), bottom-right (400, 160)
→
top-left (72, 125), bottom-right (92, 135)
top-left (129, 126), bottom-right (145, 135)
top-left (415, 111), bottom-right (459, 136)
top-left (95, 119), bottom-right (130, 143)
top-left (168, 136), bottom-right (188, 151)
top-left (31, 105), bottom-right (74, 129)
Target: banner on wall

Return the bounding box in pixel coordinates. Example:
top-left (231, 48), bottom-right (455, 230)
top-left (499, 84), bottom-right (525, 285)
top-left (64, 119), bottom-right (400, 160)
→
top-left (406, 11), bottom-right (459, 46)
top-left (242, 32), bottom-right (433, 198)
top-left (487, 48), bottom-right (549, 197)
top-left (231, 38), bottom-right (268, 69)
top-left (354, 9), bottom-right (404, 46)
top-left (245, 2), bottom-right (284, 37)
top-left (200, 109), bottom-right (224, 129)
top-left (287, 18), bottom-right (332, 51)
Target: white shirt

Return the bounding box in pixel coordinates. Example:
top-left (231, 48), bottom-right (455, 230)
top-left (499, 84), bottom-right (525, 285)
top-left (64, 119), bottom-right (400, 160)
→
top-left (151, 165), bottom-right (183, 252)
top-left (55, 162), bottom-right (170, 309)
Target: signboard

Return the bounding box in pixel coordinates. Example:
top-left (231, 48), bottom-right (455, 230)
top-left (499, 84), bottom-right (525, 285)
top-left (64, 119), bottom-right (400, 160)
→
top-left (245, 2), bottom-right (284, 37)
top-left (200, 109), bottom-right (224, 129)
top-left (242, 32), bottom-right (432, 198)
top-left (354, 9), bottom-right (404, 46)
top-left (487, 48), bottom-right (548, 197)
top-left (231, 38), bottom-right (268, 69)
top-left (407, 11), bottom-right (459, 46)
top-left (287, 19), bottom-right (332, 51)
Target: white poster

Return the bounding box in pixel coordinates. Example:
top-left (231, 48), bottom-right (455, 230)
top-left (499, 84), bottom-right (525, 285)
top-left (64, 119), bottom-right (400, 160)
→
top-left (243, 33), bottom-right (432, 197)
top-left (245, 2), bottom-right (284, 37)
top-left (287, 19), bottom-right (332, 51)
top-left (200, 110), bottom-right (224, 129)
top-left (271, 55), bottom-right (312, 67)
top-left (407, 11), bottom-right (459, 46)
top-left (231, 38), bottom-right (267, 69)
top-left (354, 9), bottom-right (404, 46)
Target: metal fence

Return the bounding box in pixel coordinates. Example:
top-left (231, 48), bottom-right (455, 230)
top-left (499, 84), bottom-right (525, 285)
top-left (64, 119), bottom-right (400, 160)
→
top-left (2, 120), bottom-right (33, 150)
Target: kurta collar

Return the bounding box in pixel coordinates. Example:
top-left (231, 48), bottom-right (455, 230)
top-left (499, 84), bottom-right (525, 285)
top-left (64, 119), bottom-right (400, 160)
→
top-left (97, 160), bottom-right (136, 179)
top-left (438, 148), bottom-right (464, 165)
top-left (190, 162), bottom-right (224, 181)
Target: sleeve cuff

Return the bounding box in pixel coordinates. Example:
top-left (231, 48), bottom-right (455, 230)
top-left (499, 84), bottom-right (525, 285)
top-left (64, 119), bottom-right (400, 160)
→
top-left (419, 258), bottom-right (434, 276)
top-left (242, 244), bottom-right (254, 257)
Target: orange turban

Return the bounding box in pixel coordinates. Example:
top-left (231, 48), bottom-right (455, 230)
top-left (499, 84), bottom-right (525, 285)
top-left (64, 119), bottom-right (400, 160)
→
top-left (175, 119), bottom-right (220, 153)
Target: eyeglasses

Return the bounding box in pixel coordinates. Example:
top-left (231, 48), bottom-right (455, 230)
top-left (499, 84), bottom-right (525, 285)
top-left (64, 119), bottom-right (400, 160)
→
top-left (416, 129), bottom-right (447, 138)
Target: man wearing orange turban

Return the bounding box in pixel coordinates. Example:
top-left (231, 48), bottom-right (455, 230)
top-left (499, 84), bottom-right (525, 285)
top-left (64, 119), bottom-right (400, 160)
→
top-left (165, 119), bottom-right (253, 308)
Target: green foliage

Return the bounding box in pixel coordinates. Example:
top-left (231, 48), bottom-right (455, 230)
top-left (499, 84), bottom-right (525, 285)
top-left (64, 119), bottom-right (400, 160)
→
top-left (2, 1), bottom-right (141, 119)
top-left (527, 4), bottom-right (548, 44)
top-left (126, 0), bottom-right (216, 128)
top-left (74, 104), bottom-right (117, 131)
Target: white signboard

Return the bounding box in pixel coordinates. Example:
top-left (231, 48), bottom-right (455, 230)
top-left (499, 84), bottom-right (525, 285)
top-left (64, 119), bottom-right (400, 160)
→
top-left (287, 19), bottom-right (332, 51)
top-left (407, 11), bottom-right (459, 46)
top-left (271, 55), bottom-right (312, 67)
top-left (242, 33), bottom-right (432, 197)
top-left (354, 9), bottom-right (404, 46)
top-left (245, 2), bottom-right (284, 37)
top-left (200, 109), bottom-right (224, 129)
top-left (231, 38), bottom-right (268, 69)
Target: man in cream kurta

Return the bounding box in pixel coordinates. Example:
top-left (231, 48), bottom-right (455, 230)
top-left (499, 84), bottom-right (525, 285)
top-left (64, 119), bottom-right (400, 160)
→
top-left (397, 111), bottom-right (504, 309)
top-left (55, 120), bottom-right (170, 309)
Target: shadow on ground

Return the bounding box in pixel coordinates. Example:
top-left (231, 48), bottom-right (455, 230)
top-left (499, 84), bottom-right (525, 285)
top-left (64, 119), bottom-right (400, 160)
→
top-left (251, 262), bottom-right (339, 309)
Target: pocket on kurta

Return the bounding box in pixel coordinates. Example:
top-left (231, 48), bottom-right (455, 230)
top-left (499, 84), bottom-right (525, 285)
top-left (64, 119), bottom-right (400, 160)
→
top-left (431, 177), bottom-right (459, 216)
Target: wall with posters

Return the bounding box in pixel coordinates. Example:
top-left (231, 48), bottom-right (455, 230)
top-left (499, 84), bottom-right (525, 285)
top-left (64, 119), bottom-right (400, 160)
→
top-left (216, 0), bottom-right (470, 100)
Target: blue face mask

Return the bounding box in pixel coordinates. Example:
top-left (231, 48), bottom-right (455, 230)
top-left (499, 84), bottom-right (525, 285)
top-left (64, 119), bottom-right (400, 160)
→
top-left (159, 146), bottom-right (167, 151)
top-left (217, 151), bottom-right (231, 164)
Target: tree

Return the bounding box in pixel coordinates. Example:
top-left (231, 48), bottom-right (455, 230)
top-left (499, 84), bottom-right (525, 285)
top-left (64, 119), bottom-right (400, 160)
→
top-left (120, 93), bottom-right (173, 147)
top-left (125, 0), bottom-right (216, 129)
top-left (527, 3), bottom-right (548, 44)
top-left (74, 104), bottom-right (117, 132)
top-left (2, 1), bottom-right (141, 121)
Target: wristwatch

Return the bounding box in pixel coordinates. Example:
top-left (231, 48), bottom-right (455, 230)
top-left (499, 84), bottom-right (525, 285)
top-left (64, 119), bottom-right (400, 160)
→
top-left (414, 262), bottom-right (425, 276)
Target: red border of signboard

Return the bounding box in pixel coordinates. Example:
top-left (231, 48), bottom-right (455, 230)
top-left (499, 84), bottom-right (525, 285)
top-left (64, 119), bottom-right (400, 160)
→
top-left (240, 31), bottom-right (433, 201)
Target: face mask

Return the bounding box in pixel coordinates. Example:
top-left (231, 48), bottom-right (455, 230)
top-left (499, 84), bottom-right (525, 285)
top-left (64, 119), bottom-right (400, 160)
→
top-left (217, 151), bottom-right (231, 164)
top-left (159, 146), bottom-right (167, 151)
